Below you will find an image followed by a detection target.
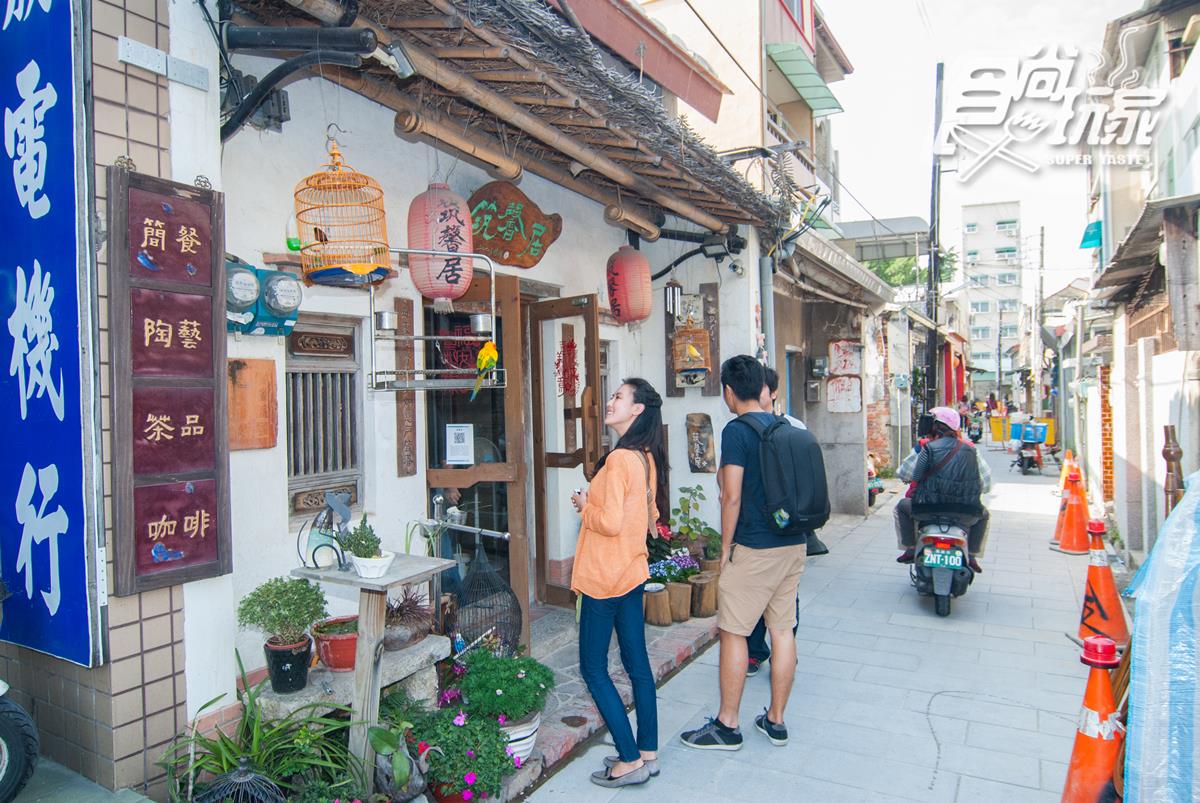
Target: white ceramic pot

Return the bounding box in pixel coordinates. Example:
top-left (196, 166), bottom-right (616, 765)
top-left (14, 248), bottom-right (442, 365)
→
top-left (351, 550), bottom-right (395, 579)
top-left (644, 582), bottom-right (665, 593)
top-left (500, 710), bottom-right (540, 762)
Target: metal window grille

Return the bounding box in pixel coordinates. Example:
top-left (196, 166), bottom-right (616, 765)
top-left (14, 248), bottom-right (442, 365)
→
top-left (286, 321), bottom-right (362, 506)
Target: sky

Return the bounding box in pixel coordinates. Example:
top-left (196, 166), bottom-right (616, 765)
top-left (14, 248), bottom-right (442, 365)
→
top-left (820, 0), bottom-right (1144, 295)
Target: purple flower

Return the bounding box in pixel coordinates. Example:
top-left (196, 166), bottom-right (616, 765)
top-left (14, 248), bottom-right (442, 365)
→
top-left (462, 791), bottom-right (473, 801)
top-left (453, 710), bottom-right (467, 726)
top-left (464, 771), bottom-right (477, 786)
top-left (498, 715), bottom-right (507, 725)
top-left (452, 662), bottom-right (466, 676)
top-left (505, 746), bottom-right (514, 756)
top-left (467, 750), bottom-right (475, 758)
top-left (513, 754), bottom-right (523, 768)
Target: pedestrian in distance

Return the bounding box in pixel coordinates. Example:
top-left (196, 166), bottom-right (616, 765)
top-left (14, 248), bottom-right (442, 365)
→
top-left (681, 355), bottom-right (827, 751)
top-left (570, 378), bottom-right (667, 787)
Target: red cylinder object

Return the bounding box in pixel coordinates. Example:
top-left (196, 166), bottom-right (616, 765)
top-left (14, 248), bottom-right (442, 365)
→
top-left (606, 245), bottom-right (652, 324)
top-left (407, 183), bottom-right (473, 306)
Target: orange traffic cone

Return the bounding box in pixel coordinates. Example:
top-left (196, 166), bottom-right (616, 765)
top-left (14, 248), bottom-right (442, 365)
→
top-left (1078, 520), bottom-right (1129, 646)
top-left (1056, 449), bottom-right (1075, 496)
top-left (1061, 636), bottom-right (1123, 803)
top-left (1052, 471), bottom-right (1089, 554)
top-left (1051, 494), bottom-right (1069, 544)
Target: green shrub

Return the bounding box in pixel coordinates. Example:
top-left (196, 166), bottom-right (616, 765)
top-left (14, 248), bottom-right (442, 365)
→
top-left (409, 707), bottom-right (512, 799)
top-left (670, 485), bottom-right (720, 558)
top-left (340, 514), bottom-right (382, 559)
top-left (457, 650), bottom-right (555, 722)
top-left (237, 577), bottom-right (327, 645)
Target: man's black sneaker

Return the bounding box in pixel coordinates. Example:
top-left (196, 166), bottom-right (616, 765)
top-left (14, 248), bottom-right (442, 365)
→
top-left (680, 717), bottom-right (743, 751)
top-left (746, 658), bottom-right (762, 677)
top-left (754, 710), bottom-right (788, 746)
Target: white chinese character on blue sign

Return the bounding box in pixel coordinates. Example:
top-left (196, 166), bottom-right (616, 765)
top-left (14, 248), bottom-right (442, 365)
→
top-left (4, 59), bottom-right (57, 219)
top-left (7, 259), bottom-right (64, 421)
top-left (14, 462), bottom-right (67, 617)
top-left (3, 0), bottom-right (51, 30)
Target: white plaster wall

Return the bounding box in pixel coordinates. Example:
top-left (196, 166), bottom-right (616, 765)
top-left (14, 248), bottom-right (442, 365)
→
top-left (168, 56), bottom-right (763, 700)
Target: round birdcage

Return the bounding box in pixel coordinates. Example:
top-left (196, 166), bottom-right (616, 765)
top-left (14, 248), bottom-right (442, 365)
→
top-left (293, 140), bottom-right (390, 287)
top-left (455, 545), bottom-right (522, 653)
top-left (195, 757), bottom-right (285, 803)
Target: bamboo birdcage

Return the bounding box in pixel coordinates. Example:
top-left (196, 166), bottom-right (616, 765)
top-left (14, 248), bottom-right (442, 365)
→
top-left (293, 140), bottom-right (390, 287)
top-left (672, 326), bottom-right (711, 388)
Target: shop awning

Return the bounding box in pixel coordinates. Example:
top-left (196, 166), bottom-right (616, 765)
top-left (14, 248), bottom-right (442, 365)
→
top-left (1094, 192), bottom-right (1200, 300)
top-left (1079, 220), bottom-right (1102, 249)
top-left (766, 43), bottom-right (844, 117)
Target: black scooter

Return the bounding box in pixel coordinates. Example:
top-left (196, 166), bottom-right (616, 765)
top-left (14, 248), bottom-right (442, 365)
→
top-left (967, 414), bottom-right (983, 444)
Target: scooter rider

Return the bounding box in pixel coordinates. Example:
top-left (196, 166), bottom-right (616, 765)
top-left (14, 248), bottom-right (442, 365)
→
top-left (894, 407), bottom-right (991, 573)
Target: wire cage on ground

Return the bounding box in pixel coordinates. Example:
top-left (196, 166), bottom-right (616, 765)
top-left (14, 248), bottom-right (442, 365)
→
top-left (452, 544), bottom-right (522, 653)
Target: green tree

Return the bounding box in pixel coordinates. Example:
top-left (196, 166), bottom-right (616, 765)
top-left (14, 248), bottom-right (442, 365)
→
top-left (865, 248), bottom-right (957, 288)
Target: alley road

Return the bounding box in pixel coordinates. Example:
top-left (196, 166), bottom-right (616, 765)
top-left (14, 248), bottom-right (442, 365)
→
top-left (528, 444), bottom-right (1092, 802)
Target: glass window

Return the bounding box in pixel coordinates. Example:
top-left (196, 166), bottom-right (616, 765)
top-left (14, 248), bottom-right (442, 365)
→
top-left (964, 223), bottom-right (977, 234)
top-left (970, 300), bottom-right (990, 313)
top-left (995, 219), bottom-right (1019, 232)
top-left (969, 274), bottom-right (988, 287)
top-left (971, 351), bottom-right (992, 362)
top-left (998, 273), bottom-right (1019, 285)
top-left (1000, 325), bottom-right (1019, 338)
top-left (999, 298), bottom-right (1018, 312)
top-left (970, 326), bottom-right (991, 340)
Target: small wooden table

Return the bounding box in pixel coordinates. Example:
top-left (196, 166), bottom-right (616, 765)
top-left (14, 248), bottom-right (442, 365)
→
top-left (292, 554), bottom-right (455, 787)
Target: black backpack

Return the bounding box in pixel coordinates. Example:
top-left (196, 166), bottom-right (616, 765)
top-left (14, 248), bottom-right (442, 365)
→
top-left (736, 414), bottom-right (830, 535)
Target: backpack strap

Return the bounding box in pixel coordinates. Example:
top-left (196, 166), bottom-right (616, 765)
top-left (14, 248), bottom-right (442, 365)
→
top-left (735, 413), bottom-right (779, 438)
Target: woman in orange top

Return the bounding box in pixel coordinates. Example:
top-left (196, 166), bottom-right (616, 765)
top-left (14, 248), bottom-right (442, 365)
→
top-left (570, 378), bottom-right (667, 788)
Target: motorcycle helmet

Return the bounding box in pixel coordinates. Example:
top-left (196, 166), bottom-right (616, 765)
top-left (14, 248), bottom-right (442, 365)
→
top-left (929, 406), bottom-right (962, 432)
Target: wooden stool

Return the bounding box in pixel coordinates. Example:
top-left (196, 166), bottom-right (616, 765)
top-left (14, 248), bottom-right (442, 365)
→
top-left (689, 571), bottom-right (718, 617)
top-left (666, 582), bottom-right (692, 622)
top-left (644, 586), bottom-right (672, 626)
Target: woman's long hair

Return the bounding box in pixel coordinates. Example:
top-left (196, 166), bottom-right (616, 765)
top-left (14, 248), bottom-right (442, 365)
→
top-left (594, 378), bottom-right (669, 521)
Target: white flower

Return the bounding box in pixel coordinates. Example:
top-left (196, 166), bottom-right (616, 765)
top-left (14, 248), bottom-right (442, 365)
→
top-left (496, 689), bottom-right (504, 695)
top-left (539, 683), bottom-right (545, 689)
top-left (517, 671), bottom-right (526, 679)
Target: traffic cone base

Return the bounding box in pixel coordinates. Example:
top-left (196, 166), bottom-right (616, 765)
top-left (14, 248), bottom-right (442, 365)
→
top-left (1078, 521), bottom-right (1129, 646)
top-left (1061, 637), bottom-right (1123, 803)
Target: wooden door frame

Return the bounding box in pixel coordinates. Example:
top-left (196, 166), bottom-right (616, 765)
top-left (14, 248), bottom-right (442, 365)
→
top-left (421, 273), bottom-right (531, 647)
top-left (528, 295), bottom-right (602, 607)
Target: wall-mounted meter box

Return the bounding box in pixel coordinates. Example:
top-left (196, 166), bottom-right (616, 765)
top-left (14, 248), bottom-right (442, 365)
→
top-left (223, 256), bottom-right (303, 335)
top-left (810, 356), bottom-right (829, 378)
top-left (249, 268), bottom-right (303, 336)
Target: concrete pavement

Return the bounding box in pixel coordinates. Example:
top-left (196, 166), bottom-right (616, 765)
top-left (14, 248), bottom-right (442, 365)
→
top-left (527, 445), bottom-right (1093, 802)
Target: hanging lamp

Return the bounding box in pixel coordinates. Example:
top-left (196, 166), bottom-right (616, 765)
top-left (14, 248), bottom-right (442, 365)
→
top-left (606, 245), bottom-right (652, 324)
top-left (407, 182), bottom-right (474, 312)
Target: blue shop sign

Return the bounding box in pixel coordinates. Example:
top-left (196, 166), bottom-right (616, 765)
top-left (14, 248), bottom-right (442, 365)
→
top-left (0, 0), bottom-right (101, 666)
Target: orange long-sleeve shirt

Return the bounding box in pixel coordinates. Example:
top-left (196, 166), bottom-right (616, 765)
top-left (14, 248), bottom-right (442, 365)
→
top-left (570, 449), bottom-right (658, 600)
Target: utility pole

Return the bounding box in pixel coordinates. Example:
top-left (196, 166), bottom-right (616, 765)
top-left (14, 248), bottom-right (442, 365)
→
top-left (997, 305), bottom-right (1003, 402)
top-left (926, 62), bottom-right (944, 411)
top-left (1036, 225), bottom-right (1045, 415)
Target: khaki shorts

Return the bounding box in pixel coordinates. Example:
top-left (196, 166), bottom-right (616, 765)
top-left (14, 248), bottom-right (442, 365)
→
top-left (717, 543), bottom-right (807, 637)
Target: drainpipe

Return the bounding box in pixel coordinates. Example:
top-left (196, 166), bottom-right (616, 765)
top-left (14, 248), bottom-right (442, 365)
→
top-left (760, 255), bottom-right (775, 364)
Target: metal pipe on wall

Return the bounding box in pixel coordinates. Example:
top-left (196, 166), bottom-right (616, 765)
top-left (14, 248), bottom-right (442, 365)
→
top-left (760, 255), bottom-right (776, 365)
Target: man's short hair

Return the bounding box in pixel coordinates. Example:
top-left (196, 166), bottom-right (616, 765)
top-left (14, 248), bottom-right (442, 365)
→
top-left (721, 355), bottom-right (766, 402)
top-left (764, 367), bottom-right (780, 394)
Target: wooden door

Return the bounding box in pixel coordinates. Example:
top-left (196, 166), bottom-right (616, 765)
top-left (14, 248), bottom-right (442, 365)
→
top-left (528, 295), bottom-right (602, 606)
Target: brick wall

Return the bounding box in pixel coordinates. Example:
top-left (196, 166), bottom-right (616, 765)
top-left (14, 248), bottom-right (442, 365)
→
top-left (0, 2), bottom-right (185, 799)
top-left (1100, 365), bottom-right (1114, 502)
top-left (866, 316), bottom-right (892, 469)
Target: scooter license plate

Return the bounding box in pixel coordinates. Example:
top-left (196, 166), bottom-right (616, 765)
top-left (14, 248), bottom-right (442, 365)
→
top-left (924, 549), bottom-right (962, 568)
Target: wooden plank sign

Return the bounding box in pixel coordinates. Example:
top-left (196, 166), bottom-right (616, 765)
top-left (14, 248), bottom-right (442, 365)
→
top-left (685, 413), bottom-right (716, 473)
top-left (467, 181), bottom-right (562, 268)
top-left (107, 168), bottom-right (231, 594)
top-left (227, 359), bottom-right (277, 451)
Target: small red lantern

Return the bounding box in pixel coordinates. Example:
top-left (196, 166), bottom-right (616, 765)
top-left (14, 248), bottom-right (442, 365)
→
top-left (408, 183), bottom-right (473, 311)
top-left (606, 245), bottom-right (652, 324)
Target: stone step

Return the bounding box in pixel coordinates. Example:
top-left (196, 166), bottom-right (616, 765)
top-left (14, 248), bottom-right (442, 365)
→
top-left (530, 607), bottom-right (577, 660)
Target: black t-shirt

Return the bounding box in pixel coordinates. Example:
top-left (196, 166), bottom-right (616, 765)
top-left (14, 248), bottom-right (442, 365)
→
top-left (720, 413), bottom-right (808, 550)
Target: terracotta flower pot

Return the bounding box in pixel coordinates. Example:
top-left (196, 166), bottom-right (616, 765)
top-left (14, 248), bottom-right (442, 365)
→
top-left (312, 615), bottom-right (357, 672)
top-left (430, 783), bottom-right (484, 803)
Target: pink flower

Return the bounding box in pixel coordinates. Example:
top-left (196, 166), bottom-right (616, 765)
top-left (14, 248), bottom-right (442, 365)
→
top-left (467, 750), bottom-right (475, 758)
top-left (514, 755), bottom-right (523, 768)
top-left (497, 715), bottom-right (507, 725)
top-left (505, 746), bottom-right (514, 756)
top-left (418, 741), bottom-right (429, 753)
top-left (453, 710), bottom-right (467, 726)
top-left (452, 662), bottom-right (466, 676)
top-left (462, 791), bottom-right (473, 801)
top-left (464, 771), bottom-right (477, 786)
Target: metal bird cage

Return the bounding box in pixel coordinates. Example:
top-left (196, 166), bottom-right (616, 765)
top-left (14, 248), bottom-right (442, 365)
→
top-left (455, 544), bottom-right (521, 653)
top-left (195, 757), bottom-right (285, 803)
top-left (293, 140), bottom-right (390, 287)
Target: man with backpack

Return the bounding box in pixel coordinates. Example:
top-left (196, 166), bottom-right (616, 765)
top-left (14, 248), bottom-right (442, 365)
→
top-left (681, 356), bottom-right (829, 752)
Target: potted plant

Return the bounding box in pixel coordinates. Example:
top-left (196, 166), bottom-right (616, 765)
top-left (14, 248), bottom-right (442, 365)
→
top-left (411, 707), bottom-right (515, 802)
top-left (340, 514), bottom-right (395, 578)
top-left (384, 587), bottom-right (435, 651)
top-left (670, 485), bottom-right (722, 570)
top-left (651, 553), bottom-right (700, 622)
top-left (647, 521), bottom-right (675, 563)
top-left (456, 650), bottom-right (555, 762)
top-left (237, 577), bottom-right (327, 693)
top-left (312, 615), bottom-right (358, 672)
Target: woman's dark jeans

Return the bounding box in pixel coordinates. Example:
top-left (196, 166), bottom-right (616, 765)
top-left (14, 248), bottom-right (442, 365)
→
top-left (578, 586), bottom-right (658, 762)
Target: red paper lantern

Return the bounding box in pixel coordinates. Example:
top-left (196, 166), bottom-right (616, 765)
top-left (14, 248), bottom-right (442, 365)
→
top-left (606, 245), bottom-right (652, 324)
top-left (408, 183), bottom-right (473, 311)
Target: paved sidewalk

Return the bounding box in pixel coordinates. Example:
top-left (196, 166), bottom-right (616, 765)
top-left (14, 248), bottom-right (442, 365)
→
top-left (528, 447), bottom-right (1091, 802)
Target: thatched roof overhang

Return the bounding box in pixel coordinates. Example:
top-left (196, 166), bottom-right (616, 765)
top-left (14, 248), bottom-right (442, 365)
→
top-left (236, 0), bottom-right (786, 235)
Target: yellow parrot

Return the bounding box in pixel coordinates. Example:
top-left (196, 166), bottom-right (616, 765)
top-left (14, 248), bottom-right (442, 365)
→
top-left (469, 341), bottom-right (499, 401)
